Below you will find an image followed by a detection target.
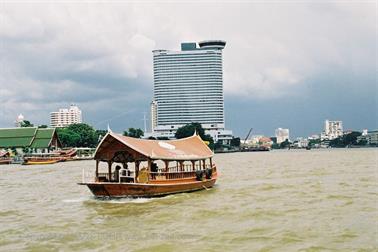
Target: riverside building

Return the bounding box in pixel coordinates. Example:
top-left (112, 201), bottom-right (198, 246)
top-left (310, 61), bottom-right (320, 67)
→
top-left (150, 40), bottom-right (232, 144)
top-left (322, 120), bottom-right (343, 140)
top-left (50, 104), bottom-right (82, 128)
top-left (275, 128), bottom-right (290, 144)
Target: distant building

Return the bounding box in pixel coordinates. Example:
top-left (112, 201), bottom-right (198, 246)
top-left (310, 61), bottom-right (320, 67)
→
top-left (150, 40), bottom-right (232, 144)
top-left (294, 137), bottom-right (308, 148)
top-left (322, 120), bottom-right (343, 140)
top-left (50, 104), bottom-right (82, 128)
top-left (275, 128), bottom-right (290, 144)
top-left (14, 114), bottom-right (25, 127)
top-left (0, 127), bottom-right (61, 153)
top-left (308, 134), bottom-right (320, 140)
top-left (357, 130), bottom-right (378, 146)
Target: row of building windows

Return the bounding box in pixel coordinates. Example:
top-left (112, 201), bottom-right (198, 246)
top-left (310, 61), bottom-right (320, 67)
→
top-left (154, 76), bottom-right (222, 81)
top-left (154, 53), bottom-right (221, 59)
top-left (154, 88), bottom-right (223, 93)
top-left (154, 66), bottom-right (222, 74)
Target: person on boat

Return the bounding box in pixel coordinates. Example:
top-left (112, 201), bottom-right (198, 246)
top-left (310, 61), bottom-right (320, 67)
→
top-left (114, 165), bottom-right (121, 182)
top-left (151, 162), bottom-right (158, 173)
top-left (122, 163), bottom-right (130, 176)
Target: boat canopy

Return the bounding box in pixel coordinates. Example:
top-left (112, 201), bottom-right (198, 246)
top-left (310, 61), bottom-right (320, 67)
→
top-left (94, 132), bottom-right (214, 162)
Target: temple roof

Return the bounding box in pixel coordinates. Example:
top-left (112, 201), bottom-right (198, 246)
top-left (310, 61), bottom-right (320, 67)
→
top-left (0, 127), bottom-right (61, 148)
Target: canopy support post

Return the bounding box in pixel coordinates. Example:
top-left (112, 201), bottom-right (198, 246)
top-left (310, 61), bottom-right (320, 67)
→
top-left (179, 161), bottom-right (184, 172)
top-left (95, 160), bottom-right (99, 181)
top-left (108, 161), bottom-right (112, 182)
top-left (135, 161), bottom-right (140, 183)
top-left (202, 159), bottom-right (206, 170)
top-left (210, 158), bottom-right (213, 169)
top-left (148, 159), bottom-right (152, 180)
top-left (191, 160), bottom-right (196, 171)
top-left (164, 161), bottom-right (169, 172)
top-left (164, 160), bottom-right (169, 179)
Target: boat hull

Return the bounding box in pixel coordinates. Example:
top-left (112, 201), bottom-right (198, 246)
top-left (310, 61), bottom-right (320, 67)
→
top-left (79, 178), bottom-right (217, 198)
top-left (0, 159), bottom-right (12, 165)
top-left (23, 160), bottom-right (59, 165)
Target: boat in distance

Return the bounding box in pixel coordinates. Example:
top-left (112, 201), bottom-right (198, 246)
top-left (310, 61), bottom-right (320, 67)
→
top-left (78, 132), bottom-right (218, 198)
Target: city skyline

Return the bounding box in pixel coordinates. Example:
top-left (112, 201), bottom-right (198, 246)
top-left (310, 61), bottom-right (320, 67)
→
top-left (0, 2), bottom-right (376, 138)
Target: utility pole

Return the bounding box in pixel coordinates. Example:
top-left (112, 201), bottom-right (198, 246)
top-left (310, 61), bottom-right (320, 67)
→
top-left (143, 112), bottom-right (147, 133)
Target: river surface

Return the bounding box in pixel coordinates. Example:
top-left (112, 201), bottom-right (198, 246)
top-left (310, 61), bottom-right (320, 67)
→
top-left (0, 149), bottom-right (377, 251)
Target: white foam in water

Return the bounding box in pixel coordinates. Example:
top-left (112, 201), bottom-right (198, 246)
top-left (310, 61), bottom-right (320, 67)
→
top-left (62, 197), bottom-right (88, 203)
top-left (103, 197), bottom-right (154, 204)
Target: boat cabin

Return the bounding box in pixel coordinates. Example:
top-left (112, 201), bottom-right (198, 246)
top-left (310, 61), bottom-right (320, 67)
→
top-left (90, 132), bottom-right (216, 184)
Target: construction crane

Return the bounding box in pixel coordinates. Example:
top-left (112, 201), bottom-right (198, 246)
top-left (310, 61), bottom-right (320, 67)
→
top-left (241, 128), bottom-right (253, 149)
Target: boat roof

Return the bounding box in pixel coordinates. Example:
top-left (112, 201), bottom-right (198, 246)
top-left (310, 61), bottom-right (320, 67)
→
top-left (95, 132), bottom-right (213, 162)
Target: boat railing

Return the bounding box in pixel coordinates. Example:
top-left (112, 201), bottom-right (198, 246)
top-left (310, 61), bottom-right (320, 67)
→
top-left (149, 170), bottom-right (197, 180)
top-left (150, 165), bottom-right (216, 180)
top-left (157, 164), bottom-right (213, 173)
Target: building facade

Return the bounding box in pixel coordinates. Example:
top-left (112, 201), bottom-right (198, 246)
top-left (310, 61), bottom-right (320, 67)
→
top-left (275, 128), bottom-right (290, 144)
top-left (151, 40), bottom-right (232, 143)
top-left (322, 120), bottom-right (343, 140)
top-left (50, 104), bottom-right (82, 128)
top-left (357, 130), bottom-right (378, 146)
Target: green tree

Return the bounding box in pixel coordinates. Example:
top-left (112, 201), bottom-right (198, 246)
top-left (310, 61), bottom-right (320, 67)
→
top-left (20, 120), bottom-right (34, 127)
top-left (175, 122), bottom-right (214, 149)
top-left (280, 139), bottom-right (290, 149)
top-left (95, 129), bottom-right (107, 142)
top-left (123, 128), bottom-right (144, 138)
top-left (230, 137), bottom-right (241, 147)
top-left (329, 131), bottom-right (362, 147)
top-left (57, 123), bottom-right (98, 147)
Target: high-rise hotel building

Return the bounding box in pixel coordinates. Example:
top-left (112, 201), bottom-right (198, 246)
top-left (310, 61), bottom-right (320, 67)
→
top-left (151, 40), bottom-right (232, 143)
top-left (50, 104), bottom-right (82, 128)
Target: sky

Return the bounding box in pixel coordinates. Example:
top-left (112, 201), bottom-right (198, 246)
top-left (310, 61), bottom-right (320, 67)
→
top-left (0, 1), bottom-right (377, 138)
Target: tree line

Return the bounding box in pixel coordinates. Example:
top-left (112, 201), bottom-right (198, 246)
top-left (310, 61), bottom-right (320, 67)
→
top-left (21, 121), bottom-right (240, 150)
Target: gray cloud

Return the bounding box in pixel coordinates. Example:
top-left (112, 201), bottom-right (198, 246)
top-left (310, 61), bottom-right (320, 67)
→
top-left (0, 1), bottom-right (376, 136)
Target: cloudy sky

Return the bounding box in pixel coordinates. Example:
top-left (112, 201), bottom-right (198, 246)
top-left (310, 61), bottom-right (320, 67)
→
top-left (0, 1), bottom-right (376, 138)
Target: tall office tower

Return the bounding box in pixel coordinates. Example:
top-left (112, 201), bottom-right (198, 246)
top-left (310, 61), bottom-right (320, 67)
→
top-left (152, 40), bottom-right (232, 143)
top-left (50, 104), bottom-right (82, 128)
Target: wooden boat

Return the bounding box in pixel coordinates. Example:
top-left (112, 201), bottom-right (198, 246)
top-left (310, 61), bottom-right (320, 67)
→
top-left (0, 151), bottom-right (12, 165)
top-left (79, 132), bottom-right (218, 198)
top-left (23, 154), bottom-right (65, 165)
top-left (0, 157), bottom-right (12, 164)
top-left (24, 159), bottom-right (60, 165)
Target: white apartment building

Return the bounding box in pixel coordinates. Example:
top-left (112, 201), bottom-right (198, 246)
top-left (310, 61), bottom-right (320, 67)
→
top-left (275, 128), bottom-right (290, 144)
top-left (322, 120), bottom-right (343, 140)
top-left (50, 104), bottom-right (82, 128)
top-left (151, 40), bottom-right (232, 144)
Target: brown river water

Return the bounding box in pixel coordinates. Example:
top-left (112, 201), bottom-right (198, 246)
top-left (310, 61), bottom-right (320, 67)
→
top-left (0, 149), bottom-right (377, 251)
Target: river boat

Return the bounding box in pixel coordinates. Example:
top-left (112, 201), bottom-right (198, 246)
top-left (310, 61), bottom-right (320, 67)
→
top-left (79, 132), bottom-right (218, 198)
top-left (22, 148), bottom-right (78, 165)
top-left (24, 159), bottom-right (60, 165)
top-left (23, 153), bottom-right (66, 165)
top-left (0, 151), bottom-right (12, 165)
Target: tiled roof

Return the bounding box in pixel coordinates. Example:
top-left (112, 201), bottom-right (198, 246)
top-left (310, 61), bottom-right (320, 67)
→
top-left (0, 127), bottom-right (57, 148)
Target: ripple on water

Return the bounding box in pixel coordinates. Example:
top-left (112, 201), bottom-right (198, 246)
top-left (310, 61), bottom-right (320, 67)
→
top-left (0, 149), bottom-right (377, 251)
